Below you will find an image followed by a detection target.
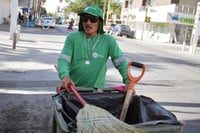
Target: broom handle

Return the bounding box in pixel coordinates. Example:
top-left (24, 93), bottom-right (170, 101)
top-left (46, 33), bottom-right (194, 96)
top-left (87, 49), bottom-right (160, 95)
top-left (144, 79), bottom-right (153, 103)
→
top-left (54, 65), bottom-right (87, 106)
top-left (67, 83), bottom-right (87, 107)
top-left (120, 61), bottom-right (146, 121)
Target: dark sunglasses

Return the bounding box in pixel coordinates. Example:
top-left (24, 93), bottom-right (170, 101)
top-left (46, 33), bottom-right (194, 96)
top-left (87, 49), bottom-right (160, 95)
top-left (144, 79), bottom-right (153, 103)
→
top-left (82, 16), bottom-right (99, 23)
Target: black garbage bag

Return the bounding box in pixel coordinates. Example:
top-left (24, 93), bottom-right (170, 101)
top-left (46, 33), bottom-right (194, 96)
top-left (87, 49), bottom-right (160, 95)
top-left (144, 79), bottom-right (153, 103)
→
top-left (59, 92), bottom-right (179, 126)
top-left (125, 95), bottom-right (179, 125)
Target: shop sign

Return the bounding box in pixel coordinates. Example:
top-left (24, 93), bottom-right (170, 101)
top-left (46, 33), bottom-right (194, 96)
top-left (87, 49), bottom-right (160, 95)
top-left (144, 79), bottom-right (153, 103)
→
top-left (168, 13), bottom-right (195, 25)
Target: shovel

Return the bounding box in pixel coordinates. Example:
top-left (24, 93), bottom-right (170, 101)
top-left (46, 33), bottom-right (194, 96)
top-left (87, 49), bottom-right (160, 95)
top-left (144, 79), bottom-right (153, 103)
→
top-left (120, 61), bottom-right (146, 121)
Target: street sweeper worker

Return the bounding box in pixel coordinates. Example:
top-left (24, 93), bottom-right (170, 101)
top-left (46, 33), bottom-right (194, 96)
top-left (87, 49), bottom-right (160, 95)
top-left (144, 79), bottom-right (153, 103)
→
top-left (57, 5), bottom-right (130, 91)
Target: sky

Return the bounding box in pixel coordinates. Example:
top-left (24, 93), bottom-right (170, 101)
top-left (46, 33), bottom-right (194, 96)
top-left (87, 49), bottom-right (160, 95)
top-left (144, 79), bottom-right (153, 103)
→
top-left (43, 0), bottom-right (68, 13)
top-left (43, 0), bottom-right (122, 13)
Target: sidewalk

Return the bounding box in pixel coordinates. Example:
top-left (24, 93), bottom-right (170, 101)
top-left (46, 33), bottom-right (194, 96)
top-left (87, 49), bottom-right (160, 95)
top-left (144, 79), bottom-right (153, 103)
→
top-left (0, 24), bottom-right (63, 88)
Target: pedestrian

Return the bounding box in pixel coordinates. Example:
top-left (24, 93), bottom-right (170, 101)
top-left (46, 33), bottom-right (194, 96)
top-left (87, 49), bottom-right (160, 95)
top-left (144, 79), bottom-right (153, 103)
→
top-left (57, 5), bottom-right (129, 92)
top-left (67, 18), bottom-right (74, 31)
top-left (18, 11), bottom-right (24, 24)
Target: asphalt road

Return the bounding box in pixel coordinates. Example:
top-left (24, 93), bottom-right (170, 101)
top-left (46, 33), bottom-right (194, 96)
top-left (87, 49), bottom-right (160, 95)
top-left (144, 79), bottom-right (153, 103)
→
top-left (0, 24), bottom-right (200, 133)
top-left (113, 34), bottom-right (200, 133)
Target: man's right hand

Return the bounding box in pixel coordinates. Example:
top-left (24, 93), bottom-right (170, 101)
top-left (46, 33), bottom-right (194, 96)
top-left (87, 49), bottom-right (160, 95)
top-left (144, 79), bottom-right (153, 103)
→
top-left (61, 76), bottom-right (74, 88)
top-left (56, 77), bottom-right (75, 93)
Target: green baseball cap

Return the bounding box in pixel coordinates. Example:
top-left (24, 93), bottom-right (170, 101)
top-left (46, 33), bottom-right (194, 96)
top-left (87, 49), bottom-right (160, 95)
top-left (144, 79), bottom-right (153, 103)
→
top-left (78, 5), bottom-right (103, 18)
top-left (78, 5), bottom-right (105, 34)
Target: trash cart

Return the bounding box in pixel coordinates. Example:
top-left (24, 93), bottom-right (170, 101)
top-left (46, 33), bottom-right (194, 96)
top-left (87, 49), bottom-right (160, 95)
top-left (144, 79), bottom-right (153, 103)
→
top-left (52, 61), bottom-right (183, 133)
top-left (52, 89), bottom-right (183, 133)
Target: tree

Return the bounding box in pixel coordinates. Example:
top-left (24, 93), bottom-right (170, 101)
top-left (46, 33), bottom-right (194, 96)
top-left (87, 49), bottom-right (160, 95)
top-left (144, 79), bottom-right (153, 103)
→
top-left (57, 0), bottom-right (63, 13)
top-left (40, 7), bottom-right (47, 16)
top-left (65, 0), bottom-right (103, 13)
top-left (110, 2), bottom-right (121, 19)
top-left (36, 0), bottom-right (46, 18)
top-left (64, 0), bottom-right (121, 23)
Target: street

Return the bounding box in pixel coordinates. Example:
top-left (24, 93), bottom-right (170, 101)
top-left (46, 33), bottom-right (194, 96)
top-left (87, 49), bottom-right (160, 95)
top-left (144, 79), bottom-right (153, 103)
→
top-left (0, 24), bottom-right (200, 133)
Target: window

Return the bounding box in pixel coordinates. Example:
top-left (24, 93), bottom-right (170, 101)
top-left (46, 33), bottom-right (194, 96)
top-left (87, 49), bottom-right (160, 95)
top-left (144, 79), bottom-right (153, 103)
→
top-left (142, 0), bottom-right (151, 7)
top-left (130, 0), bottom-right (133, 5)
top-left (171, 0), bottom-right (179, 4)
top-left (125, 0), bottom-right (129, 8)
top-left (142, 0), bottom-right (147, 6)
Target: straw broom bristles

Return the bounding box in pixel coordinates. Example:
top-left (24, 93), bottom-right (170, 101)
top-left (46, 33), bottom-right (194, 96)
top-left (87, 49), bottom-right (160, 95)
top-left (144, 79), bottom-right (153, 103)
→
top-left (66, 83), bottom-right (145, 133)
top-left (76, 104), bottom-right (145, 133)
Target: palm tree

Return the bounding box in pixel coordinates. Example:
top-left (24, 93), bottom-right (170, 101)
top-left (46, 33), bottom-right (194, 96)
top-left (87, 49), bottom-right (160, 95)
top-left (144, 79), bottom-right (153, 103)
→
top-left (35, 0), bottom-right (46, 18)
top-left (58, 0), bottom-right (63, 13)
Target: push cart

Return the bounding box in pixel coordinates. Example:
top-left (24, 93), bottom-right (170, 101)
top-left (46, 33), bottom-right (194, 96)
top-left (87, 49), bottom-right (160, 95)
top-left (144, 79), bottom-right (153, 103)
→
top-left (52, 62), bottom-right (184, 133)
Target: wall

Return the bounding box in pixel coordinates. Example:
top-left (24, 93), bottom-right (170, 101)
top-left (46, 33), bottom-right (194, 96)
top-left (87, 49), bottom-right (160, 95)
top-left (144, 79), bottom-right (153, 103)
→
top-left (0, 0), bottom-right (11, 24)
top-left (151, 0), bottom-right (173, 6)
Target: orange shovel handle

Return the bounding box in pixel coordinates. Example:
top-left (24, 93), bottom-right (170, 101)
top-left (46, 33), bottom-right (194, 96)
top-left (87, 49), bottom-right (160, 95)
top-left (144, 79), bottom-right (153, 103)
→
top-left (120, 61), bottom-right (146, 121)
top-left (127, 62), bottom-right (146, 92)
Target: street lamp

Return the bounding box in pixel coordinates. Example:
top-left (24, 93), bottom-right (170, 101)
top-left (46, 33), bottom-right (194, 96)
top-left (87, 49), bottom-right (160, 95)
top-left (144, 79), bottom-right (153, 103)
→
top-left (141, 7), bottom-right (149, 40)
top-left (141, 0), bottom-right (151, 41)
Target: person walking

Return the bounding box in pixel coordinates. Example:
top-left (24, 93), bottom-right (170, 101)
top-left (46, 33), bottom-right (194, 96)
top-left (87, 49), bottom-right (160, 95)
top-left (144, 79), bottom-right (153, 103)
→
top-left (67, 18), bottom-right (74, 31)
top-left (57, 5), bottom-right (129, 91)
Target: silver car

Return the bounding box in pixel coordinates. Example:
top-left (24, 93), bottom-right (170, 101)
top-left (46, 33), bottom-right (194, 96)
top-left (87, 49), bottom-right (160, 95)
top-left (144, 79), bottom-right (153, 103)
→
top-left (112, 24), bottom-right (135, 38)
top-left (41, 17), bottom-right (56, 29)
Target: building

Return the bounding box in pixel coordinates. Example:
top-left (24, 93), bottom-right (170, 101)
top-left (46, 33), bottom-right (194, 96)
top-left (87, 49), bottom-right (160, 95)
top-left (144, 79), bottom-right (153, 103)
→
top-left (0, 1), bottom-right (11, 24)
top-left (120, 0), bottom-right (200, 46)
top-left (0, 0), bottom-right (43, 40)
top-left (0, 0), bottom-right (42, 25)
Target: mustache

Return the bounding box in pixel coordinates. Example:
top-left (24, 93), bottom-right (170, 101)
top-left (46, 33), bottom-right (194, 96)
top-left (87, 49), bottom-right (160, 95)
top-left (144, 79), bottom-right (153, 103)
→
top-left (84, 24), bottom-right (92, 29)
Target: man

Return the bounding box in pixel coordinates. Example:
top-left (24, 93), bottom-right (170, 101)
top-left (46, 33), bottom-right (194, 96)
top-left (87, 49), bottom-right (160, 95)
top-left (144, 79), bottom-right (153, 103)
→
top-left (57, 5), bottom-right (129, 90)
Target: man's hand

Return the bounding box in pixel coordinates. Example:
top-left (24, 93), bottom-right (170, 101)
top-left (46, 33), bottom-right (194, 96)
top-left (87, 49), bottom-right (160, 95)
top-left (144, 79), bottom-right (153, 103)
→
top-left (56, 77), bottom-right (74, 93)
top-left (61, 76), bottom-right (74, 87)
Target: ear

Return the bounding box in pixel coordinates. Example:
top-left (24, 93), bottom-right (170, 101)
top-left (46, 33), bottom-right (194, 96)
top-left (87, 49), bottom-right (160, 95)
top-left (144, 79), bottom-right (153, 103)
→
top-left (99, 20), bottom-right (103, 26)
top-left (98, 19), bottom-right (103, 34)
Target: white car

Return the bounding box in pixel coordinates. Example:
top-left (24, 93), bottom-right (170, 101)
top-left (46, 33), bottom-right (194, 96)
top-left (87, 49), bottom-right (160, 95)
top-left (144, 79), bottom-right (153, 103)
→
top-left (41, 16), bottom-right (56, 29)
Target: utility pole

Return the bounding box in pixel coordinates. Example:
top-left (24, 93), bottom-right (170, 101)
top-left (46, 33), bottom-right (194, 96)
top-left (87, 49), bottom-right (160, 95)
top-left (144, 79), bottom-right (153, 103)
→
top-left (106, 0), bottom-right (111, 24)
top-left (141, 0), bottom-right (151, 41)
top-left (103, 0), bottom-right (107, 25)
top-left (9, 0), bottom-right (18, 40)
top-left (189, 2), bottom-right (200, 54)
top-left (140, 7), bottom-right (148, 41)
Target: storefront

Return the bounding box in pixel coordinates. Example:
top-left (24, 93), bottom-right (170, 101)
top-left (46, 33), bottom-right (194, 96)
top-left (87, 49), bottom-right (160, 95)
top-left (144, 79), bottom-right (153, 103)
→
top-left (167, 12), bottom-right (194, 44)
top-left (144, 9), bottom-right (195, 44)
top-left (121, 4), bottom-right (197, 44)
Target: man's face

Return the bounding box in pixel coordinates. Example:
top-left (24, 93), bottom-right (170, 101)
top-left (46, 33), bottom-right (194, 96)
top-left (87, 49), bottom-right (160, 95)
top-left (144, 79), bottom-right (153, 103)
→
top-left (82, 14), bottom-right (100, 37)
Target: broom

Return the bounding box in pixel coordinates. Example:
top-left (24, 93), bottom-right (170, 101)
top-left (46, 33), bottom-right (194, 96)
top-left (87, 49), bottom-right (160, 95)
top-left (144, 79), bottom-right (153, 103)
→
top-left (67, 83), bottom-right (145, 133)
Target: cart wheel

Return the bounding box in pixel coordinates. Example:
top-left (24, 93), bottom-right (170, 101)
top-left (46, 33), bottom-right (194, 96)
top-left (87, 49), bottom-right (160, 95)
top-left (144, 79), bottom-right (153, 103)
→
top-left (52, 114), bottom-right (57, 133)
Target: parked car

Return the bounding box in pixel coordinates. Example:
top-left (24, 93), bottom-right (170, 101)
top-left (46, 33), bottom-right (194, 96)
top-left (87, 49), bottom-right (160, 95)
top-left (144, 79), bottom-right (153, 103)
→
top-left (111, 24), bottom-right (135, 38)
top-left (104, 23), bottom-right (116, 34)
top-left (56, 16), bottom-right (66, 24)
top-left (35, 15), bottom-right (49, 27)
top-left (41, 16), bottom-right (56, 29)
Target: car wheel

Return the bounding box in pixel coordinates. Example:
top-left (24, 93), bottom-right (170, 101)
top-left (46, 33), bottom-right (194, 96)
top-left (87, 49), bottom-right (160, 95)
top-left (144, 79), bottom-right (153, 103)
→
top-left (42, 25), bottom-right (49, 29)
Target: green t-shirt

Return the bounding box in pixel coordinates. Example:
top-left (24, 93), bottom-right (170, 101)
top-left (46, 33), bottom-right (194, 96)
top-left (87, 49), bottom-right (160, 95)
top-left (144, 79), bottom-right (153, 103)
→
top-left (57, 31), bottom-right (129, 88)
